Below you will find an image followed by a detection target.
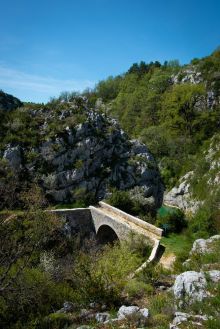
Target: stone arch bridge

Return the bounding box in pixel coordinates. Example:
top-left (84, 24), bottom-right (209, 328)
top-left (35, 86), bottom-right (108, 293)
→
top-left (50, 201), bottom-right (163, 263)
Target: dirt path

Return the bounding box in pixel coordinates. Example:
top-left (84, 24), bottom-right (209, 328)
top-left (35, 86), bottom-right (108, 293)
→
top-left (159, 252), bottom-right (176, 269)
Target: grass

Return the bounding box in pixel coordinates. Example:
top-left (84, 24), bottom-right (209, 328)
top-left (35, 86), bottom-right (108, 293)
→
top-left (160, 232), bottom-right (192, 255)
top-left (0, 209), bottom-right (24, 218)
top-left (52, 200), bottom-right (88, 209)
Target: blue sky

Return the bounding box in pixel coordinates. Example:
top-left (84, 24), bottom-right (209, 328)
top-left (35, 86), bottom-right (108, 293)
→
top-left (0, 0), bottom-right (219, 103)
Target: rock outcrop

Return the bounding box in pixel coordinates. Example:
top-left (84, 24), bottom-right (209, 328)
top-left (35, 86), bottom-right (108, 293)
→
top-left (3, 146), bottom-right (23, 172)
top-left (171, 68), bottom-right (203, 85)
top-left (164, 133), bottom-right (220, 214)
top-left (164, 171), bottom-right (200, 213)
top-left (1, 97), bottom-right (164, 208)
top-left (173, 270), bottom-right (220, 306)
top-left (0, 90), bottom-right (22, 111)
top-left (171, 66), bottom-right (220, 109)
top-left (170, 312), bottom-right (210, 329)
top-left (190, 235), bottom-right (220, 255)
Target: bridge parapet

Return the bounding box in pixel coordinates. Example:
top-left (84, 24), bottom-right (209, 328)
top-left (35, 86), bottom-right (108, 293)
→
top-left (99, 201), bottom-right (163, 239)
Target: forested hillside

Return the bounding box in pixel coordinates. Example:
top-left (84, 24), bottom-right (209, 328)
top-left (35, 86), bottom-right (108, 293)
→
top-left (85, 49), bottom-right (220, 190)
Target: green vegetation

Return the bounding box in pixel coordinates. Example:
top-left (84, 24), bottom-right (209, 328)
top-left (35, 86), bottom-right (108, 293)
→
top-left (0, 50), bottom-right (220, 328)
top-left (0, 187), bottom-right (153, 328)
top-left (161, 233), bottom-right (192, 255)
top-left (105, 189), bottom-right (149, 217)
top-left (86, 49), bottom-right (220, 189)
top-left (70, 242), bottom-right (141, 306)
top-left (156, 207), bottom-right (186, 234)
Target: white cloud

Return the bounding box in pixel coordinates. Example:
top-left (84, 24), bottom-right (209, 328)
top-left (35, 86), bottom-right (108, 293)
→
top-left (0, 65), bottom-right (95, 102)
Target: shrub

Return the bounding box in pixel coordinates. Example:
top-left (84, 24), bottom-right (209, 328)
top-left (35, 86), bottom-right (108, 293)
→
top-left (125, 279), bottom-right (153, 298)
top-left (188, 205), bottom-right (217, 239)
top-left (41, 313), bottom-right (73, 329)
top-left (70, 242), bottom-right (140, 306)
top-left (106, 188), bottom-right (150, 218)
top-left (0, 268), bottom-right (75, 328)
top-left (125, 233), bottom-right (152, 260)
top-left (106, 189), bottom-right (133, 213)
top-left (148, 292), bottom-right (174, 316)
top-left (151, 313), bottom-right (171, 327)
top-left (136, 262), bottom-right (161, 285)
top-left (156, 208), bottom-right (186, 234)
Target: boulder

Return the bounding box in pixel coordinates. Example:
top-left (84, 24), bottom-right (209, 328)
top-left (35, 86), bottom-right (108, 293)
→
top-left (164, 171), bottom-right (201, 214)
top-left (208, 270), bottom-right (220, 283)
top-left (117, 305), bottom-right (149, 326)
top-left (139, 308), bottom-right (149, 318)
top-left (56, 301), bottom-right (75, 313)
top-left (173, 270), bottom-right (220, 306)
top-left (3, 146), bottom-right (22, 171)
top-left (190, 235), bottom-right (220, 255)
top-left (170, 312), bottom-right (209, 329)
top-left (95, 312), bottom-right (110, 323)
top-left (117, 305), bottom-right (140, 320)
top-left (172, 312), bottom-right (189, 326)
top-left (173, 271), bottom-right (208, 303)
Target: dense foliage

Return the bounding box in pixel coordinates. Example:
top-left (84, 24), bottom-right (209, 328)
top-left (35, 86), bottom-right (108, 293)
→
top-left (84, 50), bottom-right (220, 189)
top-left (0, 188), bottom-right (152, 328)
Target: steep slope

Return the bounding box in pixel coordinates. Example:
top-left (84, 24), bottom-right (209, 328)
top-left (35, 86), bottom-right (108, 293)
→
top-left (0, 95), bottom-right (163, 209)
top-left (0, 90), bottom-right (23, 111)
top-left (89, 50), bottom-right (220, 190)
top-left (164, 133), bottom-right (220, 214)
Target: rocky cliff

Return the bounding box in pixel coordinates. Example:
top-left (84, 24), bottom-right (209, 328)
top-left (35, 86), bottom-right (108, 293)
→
top-left (0, 90), bottom-right (23, 111)
top-left (0, 96), bottom-right (163, 208)
top-left (164, 133), bottom-right (220, 213)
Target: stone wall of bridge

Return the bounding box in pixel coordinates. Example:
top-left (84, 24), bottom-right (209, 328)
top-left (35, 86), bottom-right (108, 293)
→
top-left (49, 208), bottom-right (95, 238)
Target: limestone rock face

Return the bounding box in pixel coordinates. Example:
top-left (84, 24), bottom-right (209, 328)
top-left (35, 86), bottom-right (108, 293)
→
top-left (1, 97), bottom-right (163, 208)
top-left (164, 172), bottom-right (200, 213)
top-left (117, 305), bottom-right (149, 326)
top-left (3, 146), bottom-right (22, 172)
top-left (164, 134), bottom-right (220, 214)
top-left (173, 271), bottom-right (208, 303)
top-left (173, 270), bottom-right (220, 306)
top-left (190, 235), bottom-right (220, 255)
top-left (0, 90), bottom-right (22, 111)
top-left (171, 68), bottom-right (203, 85)
top-left (171, 67), bottom-right (219, 109)
top-left (95, 312), bottom-right (110, 323)
top-left (117, 305), bottom-right (140, 319)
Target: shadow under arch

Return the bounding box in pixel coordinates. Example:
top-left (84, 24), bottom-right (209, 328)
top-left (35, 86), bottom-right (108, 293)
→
top-left (96, 225), bottom-right (119, 245)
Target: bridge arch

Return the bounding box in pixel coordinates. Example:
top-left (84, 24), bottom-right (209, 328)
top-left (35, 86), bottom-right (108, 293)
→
top-left (96, 224), bottom-right (119, 245)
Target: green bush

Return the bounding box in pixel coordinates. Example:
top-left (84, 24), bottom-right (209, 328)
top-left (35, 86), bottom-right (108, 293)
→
top-left (148, 292), bottom-right (174, 316)
top-left (41, 313), bottom-right (73, 329)
top-left (125, 279), bottom-right (153, 298)
top-left (188, 205), bottom-right (217, 239)
top-left (156, 208), bottom-right (186, 234)
top-left (125, 233), bottom-right (152, 260)
top-left (151, 313), bottom-right (171, 327)
top-left (136, 262), bottom-right (161, 285)
top-left (0, 268), bottom-right (75, 329)
top-left (106, 189), bottom-right (150, 218)
top-left (106, 189), bottom-right (133, 213)
top-left (70, 242), bottom-right (140, 306)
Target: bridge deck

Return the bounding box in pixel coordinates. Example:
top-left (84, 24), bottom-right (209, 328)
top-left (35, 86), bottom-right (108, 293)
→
top-left (95, 201), bottom-right (163, 242)
top-left (97, 206), bottom-right (156, 242)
